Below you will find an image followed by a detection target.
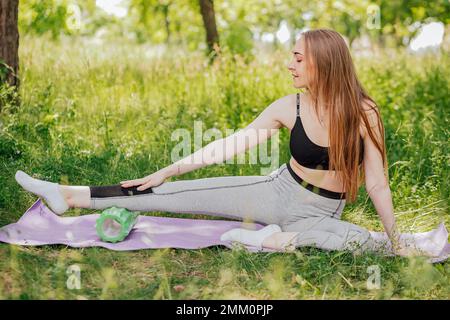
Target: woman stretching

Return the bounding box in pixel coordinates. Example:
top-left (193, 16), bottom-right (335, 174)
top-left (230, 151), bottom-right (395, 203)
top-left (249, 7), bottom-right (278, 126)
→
top-left (15, 29), bottom-right (423, 257)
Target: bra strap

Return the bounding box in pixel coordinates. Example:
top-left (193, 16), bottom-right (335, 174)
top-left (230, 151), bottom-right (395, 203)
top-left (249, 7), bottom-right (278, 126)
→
top-left (296, 93), bottom-right (300, 117)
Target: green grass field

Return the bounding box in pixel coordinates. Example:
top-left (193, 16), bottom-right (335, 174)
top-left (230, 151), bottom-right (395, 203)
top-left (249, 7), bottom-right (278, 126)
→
top-left (0, 36), bottom-right (448, 299)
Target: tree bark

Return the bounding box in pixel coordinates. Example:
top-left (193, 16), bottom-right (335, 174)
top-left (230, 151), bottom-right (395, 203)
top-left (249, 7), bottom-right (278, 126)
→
top-left (0, 0), bottom-right (20, 88)
top-left (198, 0), bottom-right (220, 59)
top-left (161, 4), bottom-right (170, 45)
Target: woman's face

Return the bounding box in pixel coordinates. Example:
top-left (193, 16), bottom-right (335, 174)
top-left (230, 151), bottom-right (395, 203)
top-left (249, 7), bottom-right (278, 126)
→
top-left (287, 36), bottom-right (309, 89)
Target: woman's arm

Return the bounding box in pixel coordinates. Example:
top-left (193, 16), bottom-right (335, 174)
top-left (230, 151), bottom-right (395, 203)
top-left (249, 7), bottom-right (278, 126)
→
top-left (161, 96), bottom-right (287, 178)
top-left (366, 182), bottom-right (400, 246)
top-left (362, 105), bottom-right (401, 249)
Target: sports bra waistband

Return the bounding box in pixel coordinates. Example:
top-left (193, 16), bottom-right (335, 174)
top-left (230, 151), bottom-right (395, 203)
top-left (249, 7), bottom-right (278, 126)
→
top-left (286, 162), bottom-right (346, 200)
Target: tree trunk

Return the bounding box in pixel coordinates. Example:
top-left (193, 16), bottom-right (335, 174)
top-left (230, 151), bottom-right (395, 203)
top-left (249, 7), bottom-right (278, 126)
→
top-left (0, 0), bottom-right (19, 88)
top-left (162, 4), bottom-right (170, 45)
top-left (198, 0), bottom-right (220, 60)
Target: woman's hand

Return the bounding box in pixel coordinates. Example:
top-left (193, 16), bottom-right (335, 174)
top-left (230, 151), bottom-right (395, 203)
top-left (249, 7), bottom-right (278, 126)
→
top-left (120, 170), bottom-right (169, 191)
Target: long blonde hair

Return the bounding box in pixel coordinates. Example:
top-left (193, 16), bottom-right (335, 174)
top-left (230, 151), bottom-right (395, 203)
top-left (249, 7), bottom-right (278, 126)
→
top-left (303, 29), bottom-right (388, 203)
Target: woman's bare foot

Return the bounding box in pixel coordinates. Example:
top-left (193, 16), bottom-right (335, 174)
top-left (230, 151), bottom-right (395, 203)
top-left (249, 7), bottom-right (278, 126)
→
top-left (59, 185), bottom-right (91, 209)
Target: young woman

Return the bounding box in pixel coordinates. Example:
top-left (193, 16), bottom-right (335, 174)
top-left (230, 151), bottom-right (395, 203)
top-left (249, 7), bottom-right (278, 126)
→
top-left (15, 29), bottom-right (423, 257)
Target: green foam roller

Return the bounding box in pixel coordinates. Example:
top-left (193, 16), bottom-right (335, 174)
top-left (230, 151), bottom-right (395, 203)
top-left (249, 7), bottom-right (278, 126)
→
top-left (96, 207), bottom-right (140, 243)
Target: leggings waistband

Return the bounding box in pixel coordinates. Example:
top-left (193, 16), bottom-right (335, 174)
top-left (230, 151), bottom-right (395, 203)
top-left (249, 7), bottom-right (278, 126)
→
top-left (285, 162), bottom-right (346, 200)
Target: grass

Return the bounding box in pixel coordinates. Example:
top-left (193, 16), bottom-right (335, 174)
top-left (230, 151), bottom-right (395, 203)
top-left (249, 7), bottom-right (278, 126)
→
top-left (0, 35), bottom-right (449, 299)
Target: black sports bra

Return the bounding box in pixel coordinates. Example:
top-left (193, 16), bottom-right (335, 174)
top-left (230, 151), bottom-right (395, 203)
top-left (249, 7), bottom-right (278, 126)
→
top-left (289, 93), bottom-right (364, 170)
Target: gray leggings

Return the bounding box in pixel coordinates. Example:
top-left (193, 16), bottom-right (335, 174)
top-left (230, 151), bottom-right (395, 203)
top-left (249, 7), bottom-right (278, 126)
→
top-left (90, 162), bottom-right (376, 253)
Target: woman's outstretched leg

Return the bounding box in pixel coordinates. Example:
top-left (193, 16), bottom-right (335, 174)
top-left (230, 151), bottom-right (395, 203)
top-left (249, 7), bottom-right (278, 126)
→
top-left (15, 166), bottom-right (292, 226)
top-left (15, 170), bottom-right (158, 214)
top-left (88, 174), bottom-right (286, 225)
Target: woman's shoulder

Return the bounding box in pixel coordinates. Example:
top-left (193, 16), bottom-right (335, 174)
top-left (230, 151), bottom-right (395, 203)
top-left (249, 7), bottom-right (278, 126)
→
top-left (361, 98), bottom-right (378, 113)
top-left (266, 94), bottom-right (297, 129)
top-left (360, 98), bottom-right (381, 138)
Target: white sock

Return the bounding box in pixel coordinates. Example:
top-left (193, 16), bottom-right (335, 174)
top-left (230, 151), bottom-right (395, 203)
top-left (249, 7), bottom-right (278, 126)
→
top-left (220, 224), bottom-right (282, 250)
top-left (15, 170), bottom-right (69, 215)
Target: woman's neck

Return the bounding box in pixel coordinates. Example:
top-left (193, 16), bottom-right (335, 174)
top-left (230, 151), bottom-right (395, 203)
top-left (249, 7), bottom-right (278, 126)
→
top-left (302, 91), bottom-right (329, 125)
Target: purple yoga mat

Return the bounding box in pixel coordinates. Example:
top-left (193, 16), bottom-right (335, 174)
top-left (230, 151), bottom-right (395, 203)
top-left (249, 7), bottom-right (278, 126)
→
top-left (0, 199), bottom-right (277, 253)
top-left (0, 199), bottom-right (449, 263)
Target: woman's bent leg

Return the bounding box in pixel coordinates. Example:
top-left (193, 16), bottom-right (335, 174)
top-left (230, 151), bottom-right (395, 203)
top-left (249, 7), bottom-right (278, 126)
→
top-left (88, 173), bottom-right (288, 226)
top-left (281, 216), bottom-right (377, 254)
